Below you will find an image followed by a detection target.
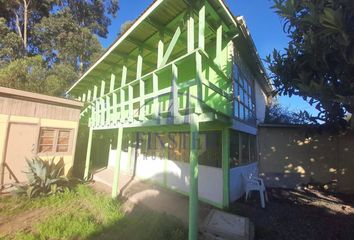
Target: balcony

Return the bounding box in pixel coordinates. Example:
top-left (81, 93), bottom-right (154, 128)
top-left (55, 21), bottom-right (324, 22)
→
top-left (82, 49), bottom-right (233, 130)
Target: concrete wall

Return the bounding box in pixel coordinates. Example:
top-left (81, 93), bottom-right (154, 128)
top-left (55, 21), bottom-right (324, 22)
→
top-left (258, 126), bottom-right (354, 193)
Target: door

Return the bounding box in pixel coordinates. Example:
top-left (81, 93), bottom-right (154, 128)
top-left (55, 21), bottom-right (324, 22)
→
top-left (4, 123), bottom-right (38, 184)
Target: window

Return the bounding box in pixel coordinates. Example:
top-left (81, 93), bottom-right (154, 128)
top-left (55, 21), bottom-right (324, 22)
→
top-left (233, 63), bottom-right (256, 124)
top-left (138, 131), bottom-right (222, 168)
top-left (38, 128), bottom-right (72, 154)
top-left (229, 130), bottom-right (257, 168)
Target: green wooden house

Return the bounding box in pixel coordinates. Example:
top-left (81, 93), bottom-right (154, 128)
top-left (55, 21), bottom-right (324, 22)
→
top-left (67, 0), bottom-right (271, 238)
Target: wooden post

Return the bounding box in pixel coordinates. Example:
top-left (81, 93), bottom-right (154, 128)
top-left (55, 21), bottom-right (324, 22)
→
top-left (187, 11), bottom-right (195, 53)
top-left (110, 73), bottom-right (116, 92)
top-left (112, 127), bottom-right (123, 198)
top-left (171, 64), bottom-right (179, 120)
top-left (198, 3), bottom-right (205, 50)
top-left (216, 24), bottom-right (223, 67)
top-left (157, 31), bottom-right (164, 68)
top-left (137, 49), bottom-right (144, 121)
top-left (153, 73), bottom-right (159, 119)
top-left (100, 80), bottom-right (106, 126)
top-left (84, 128), bottom-right (93, 180)
top-left (195, 52), bottom-right (203, 114)
top-left (222, 128), bottom-right (230, 209)
top-left (120, 65), bottom-right (127, 122)
top-left (128, 85), bottom-right (133, 122)
top-left (92, 86), bottom-right (98, 127)
top-left (188, 114), bottom-right (199, 240)
top-left (87, 89), bottom-right (92, 102)
top-left (0, 117), bottom-right (9, 189)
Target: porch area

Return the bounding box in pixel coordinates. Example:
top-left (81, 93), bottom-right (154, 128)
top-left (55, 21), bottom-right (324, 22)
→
top-left (92, 167), bottom-right (214, 226)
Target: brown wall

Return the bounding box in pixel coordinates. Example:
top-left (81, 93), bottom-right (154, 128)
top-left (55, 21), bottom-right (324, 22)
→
top-left (0, 96), bottom-right (80, 122)
top-left (258, 126), bottom-right (354, 193)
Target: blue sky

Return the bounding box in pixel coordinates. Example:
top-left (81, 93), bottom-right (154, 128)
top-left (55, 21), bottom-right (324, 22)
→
top-left (98, 0), bottom-right (317, 115)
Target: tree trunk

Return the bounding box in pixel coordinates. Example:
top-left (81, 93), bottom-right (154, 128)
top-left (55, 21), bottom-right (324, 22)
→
top-left (23, 0), bottom-right (30, 50)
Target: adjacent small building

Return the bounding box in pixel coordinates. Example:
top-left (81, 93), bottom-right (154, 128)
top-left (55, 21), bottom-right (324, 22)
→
top-left (0, 87), bottom-right (83, 189)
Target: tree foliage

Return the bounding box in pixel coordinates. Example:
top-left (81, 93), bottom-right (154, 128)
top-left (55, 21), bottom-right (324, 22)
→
top-left (266, 0), bottom-right (354, 128)
top-left (0, 0), bottom-right (119, 96)
top-left (264, 102), bottom-right (308, 125)
top-left (0, 56), bottom-right (77, 96)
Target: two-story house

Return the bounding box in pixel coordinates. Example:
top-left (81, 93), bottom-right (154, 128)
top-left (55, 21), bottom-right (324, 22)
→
top-left (67, 0), bottom-right (271, 238)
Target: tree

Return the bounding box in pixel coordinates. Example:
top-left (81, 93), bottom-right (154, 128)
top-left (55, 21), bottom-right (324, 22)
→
top-left (264, 102), bottom-right (308, 125)
top-left (0, 17), bottom-right (23, 65)
top-left (0, 0), bottom-right (119, 96)
top-left (119, 20), bottom-right (134, 36)
top-left (0, 0), bottom-right (118, 56)
top-left (0, 56), bottom-right (77, 96)
top-left (266, 0), bottom-right (354, 129)
top-left (33, 13), bottom-right (103, 74)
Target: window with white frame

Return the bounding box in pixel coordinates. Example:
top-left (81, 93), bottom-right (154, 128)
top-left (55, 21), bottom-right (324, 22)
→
top-left (38, 128), bottom-right (72, 154)
top-left (233, 63), bottom-right (256, 124)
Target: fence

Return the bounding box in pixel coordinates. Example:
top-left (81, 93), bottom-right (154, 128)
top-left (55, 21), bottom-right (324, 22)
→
top-left (258, 125), bottom-right (354, 193)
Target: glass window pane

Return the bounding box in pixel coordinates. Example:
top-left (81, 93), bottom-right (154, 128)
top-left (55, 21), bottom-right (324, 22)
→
top-left (58, 131), bottom-right (70, 139)
top-left (230, 131), bottom-right (240, 167)
top-left (40, 130), bottom-right (54, 137)
top-left (198, 131), bottom-right (221, 168)
top-left (250, 136), bottom-right (257, 162)
top-left (234, 101), bottom-right (239, 118)
top-left (39, 145), bottom-right (53, 153)
top-left (240, 105), bottom-right (245, 120)
top-left (240, 90), bottom-right (244, 104)
top-left (58, 137), bottom-right (69, 144)
top-left (241, 133), bottom-right (249, 164)
top-left (40, 137), bottom-right (54, 145)
top-left (56, 145), bottom-right (68, 152)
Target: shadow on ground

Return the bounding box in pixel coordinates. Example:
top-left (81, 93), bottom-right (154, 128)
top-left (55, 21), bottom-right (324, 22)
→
top-left (230, 186), bottom-right (354, 240)
top-left (87, 203), bottom-right (187, 240)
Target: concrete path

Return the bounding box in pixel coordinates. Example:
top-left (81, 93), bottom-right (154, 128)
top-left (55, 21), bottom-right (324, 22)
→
top-left (92, 167), bottom-right (214, 227)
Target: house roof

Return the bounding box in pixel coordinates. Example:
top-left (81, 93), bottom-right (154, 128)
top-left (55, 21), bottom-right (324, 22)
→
top-left (0, 87), bottom-right (83, 109)
top-left (67, 0), bottom-right (272, 96)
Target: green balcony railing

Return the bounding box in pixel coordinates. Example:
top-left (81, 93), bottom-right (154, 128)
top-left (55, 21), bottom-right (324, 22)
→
top-left (83, 49), bottom-right (232, 129)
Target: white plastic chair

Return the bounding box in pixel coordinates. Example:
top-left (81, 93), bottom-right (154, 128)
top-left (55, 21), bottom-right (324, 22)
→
top-left (242, 172), bottom-right (268, 208)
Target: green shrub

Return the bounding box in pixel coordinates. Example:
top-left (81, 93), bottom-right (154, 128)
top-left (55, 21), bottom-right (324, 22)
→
top-left (16, 157), bottom-right (75, 198)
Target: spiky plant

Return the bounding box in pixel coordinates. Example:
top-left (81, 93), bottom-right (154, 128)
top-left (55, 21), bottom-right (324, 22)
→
top-left (16, 157), bottom-right (70, 198)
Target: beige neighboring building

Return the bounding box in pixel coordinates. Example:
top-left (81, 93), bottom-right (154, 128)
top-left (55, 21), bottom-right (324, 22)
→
top-left (0, 87), bottom-right (83, 189)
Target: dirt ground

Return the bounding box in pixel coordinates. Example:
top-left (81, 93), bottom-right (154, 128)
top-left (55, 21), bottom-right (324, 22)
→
top-left (230, 186), bottom-right (354, 240)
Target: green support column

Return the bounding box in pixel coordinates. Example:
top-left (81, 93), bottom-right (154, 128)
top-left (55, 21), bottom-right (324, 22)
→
top-left (112, 127), bottom-right (123, 198)
top-left (84, 128), bottom-right (93, 180)
top-left (222, 128), bottom-right (230, 209)
top-left (189, 114), bottom-right (199, 240)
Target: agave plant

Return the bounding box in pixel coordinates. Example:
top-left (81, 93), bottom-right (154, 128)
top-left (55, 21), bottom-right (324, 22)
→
top-left (16, 157), bottom-right (70, 198)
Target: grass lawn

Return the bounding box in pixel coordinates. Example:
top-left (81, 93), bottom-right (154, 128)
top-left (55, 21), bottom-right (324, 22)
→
top-left (0, 184), bottom-right (187, 240)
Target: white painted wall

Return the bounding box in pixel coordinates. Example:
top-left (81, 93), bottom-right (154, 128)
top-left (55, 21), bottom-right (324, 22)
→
top-left (107, 146), bottom-right (223, 206)
top-left (108, 146), bottom-right (130, 173)
top-left (166, 160), bottom-right (223, 204)
top-left (229, 162), bottom-right (258, 202)
top-left (135, 153), bottom-right (164, 184)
